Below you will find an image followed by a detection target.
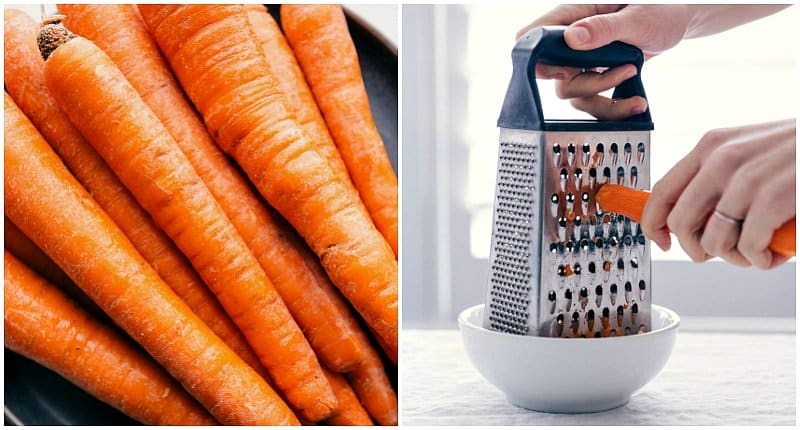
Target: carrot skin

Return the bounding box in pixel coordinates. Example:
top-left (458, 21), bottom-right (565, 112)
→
top-left (245, 4), bottom-right (353, 186)
top-left (41, 31), bottom-right (335, 421)
top-left (3, 8), bottom-right (269, 381)
top-left (306, 259), bottom-right (399, 425)
top-left (323, 367), bottom-right (374, 426)
top-left (4, 251), bottom-right (216, 425)
top-left (60, 3), bottom-right (364, 374)
top-left (139, 3), bottom-right (398, 363)
top-left (4, 92), bottom-right (297, 425)
top-left (281, 4), bottom-right (398, 257)
top-left (5, 216), bottom-right (74, 291)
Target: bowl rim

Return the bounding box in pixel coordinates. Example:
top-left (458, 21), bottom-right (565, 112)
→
top-left (459, 303), bottom-right (680, 341)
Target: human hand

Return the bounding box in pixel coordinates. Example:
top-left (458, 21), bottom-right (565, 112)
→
top-left (520, 4), bottom-right (791, 121)
top-left (519, 4), bottom-right (693, 120)
top-left (641, 119), bottom-right (796, 269)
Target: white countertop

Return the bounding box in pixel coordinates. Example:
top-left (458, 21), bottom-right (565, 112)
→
top-left (401, 329), bottom-right (796, 425)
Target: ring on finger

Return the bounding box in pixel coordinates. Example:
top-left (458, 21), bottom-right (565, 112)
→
top-left (713, 209), bottom-right (744, 227)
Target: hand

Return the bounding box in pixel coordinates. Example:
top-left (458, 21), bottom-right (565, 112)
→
top-left (520, 4), bottom-right (693, 120)
top-left (641, 119), bottom-right (796, 269)
top-left (520, 4), bottom-right (790, 121)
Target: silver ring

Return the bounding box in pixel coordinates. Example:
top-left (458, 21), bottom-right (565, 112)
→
top-left (713, 209), bottom-right (744, 226)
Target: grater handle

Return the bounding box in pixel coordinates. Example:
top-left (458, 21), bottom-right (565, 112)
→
top-left (499, 26), bottom-right (652, 130)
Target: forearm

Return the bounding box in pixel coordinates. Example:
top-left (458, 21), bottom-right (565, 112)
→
top-left (684, 4), bottom-right (790, 39)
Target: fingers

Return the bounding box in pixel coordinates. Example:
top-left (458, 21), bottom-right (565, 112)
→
top-left (665, 175), bottom-right (721, 263)
top-left (700, 215), bottom-right (750, 266)
top-left (517, 4), bottom-right (623, 39)
top-left (535, 63), bottom-right (582, 80)
top-left (641, 152), bottom-right (703, 251)
top-left (539, 64), bottom-right (647, 120)
top-left (565, 6), bottom-right (648, 50)
top-left (569, 95), bottom-right (648, 121)
top-left (736, 159), bottom-right (795, 269)
top-left (555, 64), bottom-right (638, 98)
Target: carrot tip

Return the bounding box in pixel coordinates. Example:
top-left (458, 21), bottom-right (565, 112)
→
top-left (37, 20), bottom-right (74, 60)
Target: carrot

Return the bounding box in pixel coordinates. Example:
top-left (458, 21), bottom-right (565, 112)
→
top-left (245, 4), bottom-right (353, 186)
top-left (281, 4), bottom-right (398, 257)
top-left (305, 259), bottom-right (399, 425)
top-left (5, 214), bottom-right (112, 325)
top-left (5, 215), bottom-right (73, 290)
top-left (596, 184), bottom-right (796, 257)
top-left (138, 4), bottom-right (398, 363)
top-left (4, 92), bottom-right (297, 425)
top-left (38, 22), bottom-right (335, 421)
top-left (3, 8), bottom-right (269, 382)
top-left (322, 367), bottom-right (374, 426)
top-left (4, 250), bottom-right (215, 425)
top-left (59, 3), bottom-right (364, 374)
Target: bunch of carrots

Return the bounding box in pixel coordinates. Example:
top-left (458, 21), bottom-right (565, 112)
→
top-left (4, 4), bottom-right (397, 426)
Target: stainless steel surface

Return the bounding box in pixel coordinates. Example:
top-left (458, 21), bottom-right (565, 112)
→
top-left (484, 129), bottom-right (652, 337)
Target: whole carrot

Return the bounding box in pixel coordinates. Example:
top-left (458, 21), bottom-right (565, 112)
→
top-left (139, 4), bottom-right (398, 363)
top-left (245, 4), bottom-right (352, 185)
top-left (322, 367), bottom-right (373, 426)
top-left (59, 3), bottom-right (364, 374)
top-left (3, 8), bottom-right (268, 381)
top-left (4, 251), bottom-right (216, 425)
top-left (39, 23), bottom-right (335, 421)
top-left (281, 4), bottom-right (398, 257)
top-left (4, 92), bottom-right (297, 425)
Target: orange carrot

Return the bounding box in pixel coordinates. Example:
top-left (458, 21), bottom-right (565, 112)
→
top-left (59, 3), bottom-right (364, 374)
top-left (4, 251), bottom-right (216, 425)
top-left (5, 215), bottom-right (111, 324)
top-left (322, 367), bottom-right (374, 426)
top-left (281, 4), bottom-right (398, 257)
top-left (3, 8), bottom-right (268, 381)
top-left (39, 22), bottom-right (335, 421)
top-left (139, 4), bottom-right (398, 363)
top-left (4, 92), bottom-right (297, 425)
top-left (5, 215), bottom-right (73, 290)
top-left (596, 184), bottom-right (796, 257)
top-left (245, 4), bottom-right (353, 186)
top-left (305, 258), bottom-right (398, 425)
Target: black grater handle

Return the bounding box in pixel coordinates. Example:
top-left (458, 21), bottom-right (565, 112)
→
top-left (498, 26), bottom-right (653, 131)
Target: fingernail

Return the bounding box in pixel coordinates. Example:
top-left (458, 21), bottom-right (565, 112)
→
top-left (565, 26), bottom-right (590, 45)
top-left (630, 104), bottom-right (646, 115)
top-left (551, 72), bottom-right (566, 80)
top-left (654, 232), bottom-right (671, 251)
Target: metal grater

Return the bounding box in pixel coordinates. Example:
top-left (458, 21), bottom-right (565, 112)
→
top-left (484, 26), bottom-right (655, 338)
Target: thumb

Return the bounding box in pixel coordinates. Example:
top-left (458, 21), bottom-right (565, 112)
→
top-left (564, 7), bottom-right (645, 50)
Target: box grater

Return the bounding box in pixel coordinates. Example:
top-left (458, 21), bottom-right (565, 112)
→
top-left (484, 26), bottom-right (654, 338)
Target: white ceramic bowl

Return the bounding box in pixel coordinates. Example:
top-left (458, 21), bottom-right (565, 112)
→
top-left (459, 304), bottom-right (679, 413)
